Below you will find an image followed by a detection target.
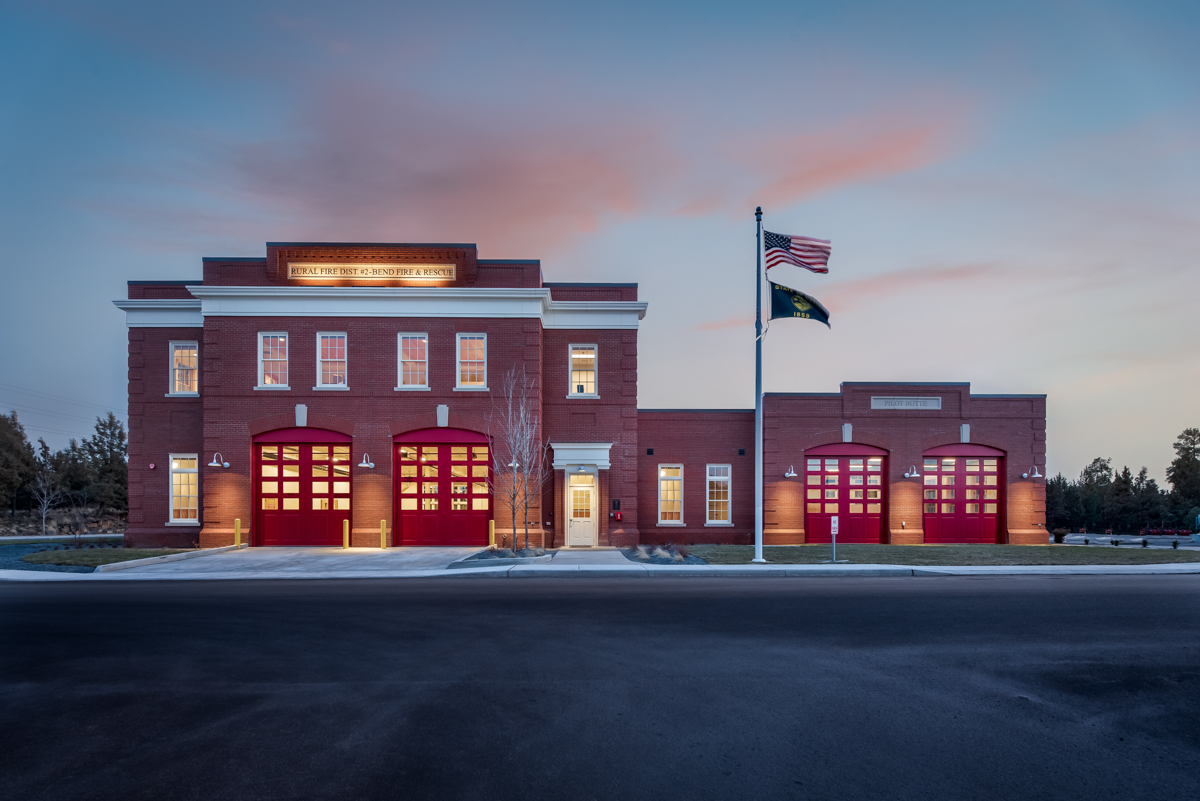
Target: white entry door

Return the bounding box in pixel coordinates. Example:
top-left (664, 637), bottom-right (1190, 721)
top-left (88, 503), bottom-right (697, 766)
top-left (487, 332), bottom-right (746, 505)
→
top-left (567, 474), bottom-right (595, 546)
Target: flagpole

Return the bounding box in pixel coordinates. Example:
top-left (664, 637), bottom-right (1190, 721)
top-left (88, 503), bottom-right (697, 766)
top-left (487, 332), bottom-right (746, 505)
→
top-left (753, 206), bottom-right (765, 563)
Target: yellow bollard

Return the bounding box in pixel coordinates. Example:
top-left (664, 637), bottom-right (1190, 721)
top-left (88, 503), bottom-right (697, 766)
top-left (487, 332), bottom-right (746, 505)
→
top-left (489, 519), bottom-right (495, 546)
top-left (343, 519), bottom-right (349, 549)
top-left (381, 519), bottom-right (387, 550)
top-left (234, 518), bottom-right (241, 548)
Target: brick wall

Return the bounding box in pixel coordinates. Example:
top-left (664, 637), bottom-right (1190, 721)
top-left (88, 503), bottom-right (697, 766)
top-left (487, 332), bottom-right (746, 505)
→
top-left (126, 326), bottom-right (204, 547)
top-left (636, 411), bottom-right (755, 545)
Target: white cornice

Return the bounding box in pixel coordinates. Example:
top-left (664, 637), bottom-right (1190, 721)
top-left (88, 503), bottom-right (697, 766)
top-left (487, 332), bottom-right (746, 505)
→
top-left (551, 442), bottom-right (614, 470)
top-left (182, 286), bottom-right (647, 329)
top-left (112, 299), bottom-right (203, 328)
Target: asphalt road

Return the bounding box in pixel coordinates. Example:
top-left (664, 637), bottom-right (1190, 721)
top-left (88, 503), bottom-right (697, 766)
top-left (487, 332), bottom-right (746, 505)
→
top-left (2, 576), bottom-right (1198, 801)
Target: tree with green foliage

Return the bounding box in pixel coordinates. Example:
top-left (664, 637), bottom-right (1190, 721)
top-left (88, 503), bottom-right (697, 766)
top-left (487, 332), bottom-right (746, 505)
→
top-left (84, 412), bottom-right (128, 514)
top-left (1166, 428), bottom-right (1200, 511)
top-left (0, 411), bottom-right (37, 515)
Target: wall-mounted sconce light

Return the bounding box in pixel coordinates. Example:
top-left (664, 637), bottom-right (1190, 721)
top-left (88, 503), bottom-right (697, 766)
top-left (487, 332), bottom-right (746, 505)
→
top-left (358, 453), bottom-right (375, 469)
top-left (784, 465), bottom-right (797, 478)
top-left (576, 465), bottom-right (587, 473)
top-left (903, 465), bottom-right (920, 478)
top-left (1022, 466), bottom-right (1042, 479)
top-left (207, 452), bottom-right (229, 469)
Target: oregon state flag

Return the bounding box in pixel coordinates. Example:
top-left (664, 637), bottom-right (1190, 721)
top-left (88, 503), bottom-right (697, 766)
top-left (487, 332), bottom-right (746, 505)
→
top-left (769, 280), bottom-right (830, 328)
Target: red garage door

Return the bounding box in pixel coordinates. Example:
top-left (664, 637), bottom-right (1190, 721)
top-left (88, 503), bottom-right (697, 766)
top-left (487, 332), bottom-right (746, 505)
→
top-left (394, 428), bottom-right (491, 546)
top-left (803, 445), bottom-right (888, 543)
top-left (254, 428), bottom-right (352, 546)
top-left (921, 445), bottom-right (1004, 543)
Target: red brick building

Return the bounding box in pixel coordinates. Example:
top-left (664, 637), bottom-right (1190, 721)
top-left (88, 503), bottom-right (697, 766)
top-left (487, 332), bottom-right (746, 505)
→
top-left (115, 242), bottom-right (1046, 549)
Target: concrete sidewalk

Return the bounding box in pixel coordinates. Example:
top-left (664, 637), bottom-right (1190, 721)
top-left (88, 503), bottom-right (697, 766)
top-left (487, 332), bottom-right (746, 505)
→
top-left (4, 547), bottom-right (1200, 582)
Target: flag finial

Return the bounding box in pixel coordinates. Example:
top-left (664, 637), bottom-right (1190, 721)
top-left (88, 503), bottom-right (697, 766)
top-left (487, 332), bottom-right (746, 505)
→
top-left (755, 206), bottom-right (762, 221)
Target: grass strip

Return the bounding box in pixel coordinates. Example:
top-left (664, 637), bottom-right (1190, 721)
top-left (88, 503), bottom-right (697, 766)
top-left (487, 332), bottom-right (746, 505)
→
top-left (688, 544), bottom-right (1200, 566)
top-left (22, 548), bottom-right (194, 568)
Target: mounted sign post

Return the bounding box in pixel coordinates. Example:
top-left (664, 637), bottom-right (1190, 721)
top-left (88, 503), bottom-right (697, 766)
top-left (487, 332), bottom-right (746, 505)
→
top-left (823, 515), bottom-right (848, 564)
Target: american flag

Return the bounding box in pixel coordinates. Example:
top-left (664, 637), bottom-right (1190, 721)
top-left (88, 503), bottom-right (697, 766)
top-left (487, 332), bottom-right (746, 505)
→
top-left (764, 230), bottom-right (831, 274)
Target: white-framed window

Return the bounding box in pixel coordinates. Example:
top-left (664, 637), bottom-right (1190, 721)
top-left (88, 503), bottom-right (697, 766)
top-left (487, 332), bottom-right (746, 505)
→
top-left (658, 464), bottom-right (683, 525)
top-left (568, 344), bottom-right (597, 397)
top-left (168, 454), bottom-right (199, 525)
top-left (315, 332), bottom-right (348, 389)
top-left (456, 333), bottom-right (487, 389)
top-left (397, 333), bottom-right (429, 390)
top-left (706, 464), bottom-right (731, 524)
top-left (257, 332), bottom-right (289, 389)
top-left (168, 341), bottom-right (198, 396)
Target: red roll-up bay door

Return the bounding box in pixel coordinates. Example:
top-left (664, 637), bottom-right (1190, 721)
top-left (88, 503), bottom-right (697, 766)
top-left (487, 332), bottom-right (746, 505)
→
top-left (920, 445), bottom-right (1004, 543)
top-left (394, 428), bottom-right (491, 546)
top-left (254, 428), bottom-right (352, 546)
top-left (802, 445), bottom-right (888, 544)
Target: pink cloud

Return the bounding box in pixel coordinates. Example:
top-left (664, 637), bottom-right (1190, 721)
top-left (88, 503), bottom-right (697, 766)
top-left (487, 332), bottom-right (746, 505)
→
top-left (216, 82), bottom-right (682, 257)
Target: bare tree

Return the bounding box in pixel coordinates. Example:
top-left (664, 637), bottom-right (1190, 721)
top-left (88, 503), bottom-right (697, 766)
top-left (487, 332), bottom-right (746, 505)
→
top-left (30, 470), bottom-right (64, 537)
top-left (488, 365), bottom-right (546, 551)
top-left (517, 437), bottom-right (552, 550)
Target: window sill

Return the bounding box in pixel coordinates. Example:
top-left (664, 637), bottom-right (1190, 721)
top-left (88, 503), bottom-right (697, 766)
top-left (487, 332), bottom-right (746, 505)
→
top-left (254, 385), bottom-right (291, 391)
top-left (164, 392), bottom-right (200, 398)
top-left (704, 521), bottom-right (733, 527)
top-left (312, 386), bottom-right (350, 391)
top-left (657, 521), bottom-right (685, 527)
top-left (453, 386), bottom-right (489, 392)
top-left (566, 394), bottom-right (600, 400)
top-left (164, 521), bottom-right (201, 527)
top-left (394, 386), bottom-right (431, 391)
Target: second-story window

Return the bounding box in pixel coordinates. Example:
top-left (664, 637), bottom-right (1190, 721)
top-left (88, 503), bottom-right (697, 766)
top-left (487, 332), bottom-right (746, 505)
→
top-left (169, 342), bottom-right (198, 395)
top-left (316, 333), bottom-right (347, 388)
top-left (456, 334), bottom-right (487, 389)
top-left (569, 344), bottom-right (597, 396)
top-left (259, 333), bottom-right (288, 388)
top-left (398, 333), bottom-right (428, 389)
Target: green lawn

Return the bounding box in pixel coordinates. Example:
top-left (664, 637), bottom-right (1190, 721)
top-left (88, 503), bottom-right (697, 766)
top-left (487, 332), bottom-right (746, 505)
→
top-left (688, 544), bottom-right (1200, 566)
top-left (22, 548), bottom-right (193, 568)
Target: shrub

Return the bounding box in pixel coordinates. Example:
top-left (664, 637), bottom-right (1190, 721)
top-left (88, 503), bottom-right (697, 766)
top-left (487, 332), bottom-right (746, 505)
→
top-left (1172, 540), bottom-right (1179, 549)
top-left (1141, 539), bottom-right (1148, 548)
top-left (1052, 529), bottom-right (1067, 544)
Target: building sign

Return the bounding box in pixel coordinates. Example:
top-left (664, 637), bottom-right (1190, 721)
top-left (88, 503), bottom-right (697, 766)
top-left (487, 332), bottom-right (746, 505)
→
top-left (871, 396), bottom-right (942, 410)
top-left (287, 263), bottom-right (456, 281)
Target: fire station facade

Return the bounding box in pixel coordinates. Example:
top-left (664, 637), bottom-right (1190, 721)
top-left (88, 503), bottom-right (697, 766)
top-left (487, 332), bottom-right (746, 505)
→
top-left (115, 242), bottom-right (1047, 550)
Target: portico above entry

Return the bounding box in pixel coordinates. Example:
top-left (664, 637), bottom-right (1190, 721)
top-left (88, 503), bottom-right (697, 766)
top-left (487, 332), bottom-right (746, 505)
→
top-left (551, 443), bottom-right (612, 547)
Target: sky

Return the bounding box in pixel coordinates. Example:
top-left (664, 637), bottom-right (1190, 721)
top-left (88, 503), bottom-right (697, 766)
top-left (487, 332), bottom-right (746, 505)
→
top-left (0, 0), bottom-right (1197, 484)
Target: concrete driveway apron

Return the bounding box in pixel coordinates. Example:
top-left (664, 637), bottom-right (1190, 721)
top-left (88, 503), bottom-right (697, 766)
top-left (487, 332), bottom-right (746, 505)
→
top-left (114, 547), bottom-right (479, 575)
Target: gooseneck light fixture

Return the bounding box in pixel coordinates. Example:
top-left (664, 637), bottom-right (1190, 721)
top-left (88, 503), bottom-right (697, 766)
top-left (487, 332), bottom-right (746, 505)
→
top-left (1022, 466), bottom-right (1042, 479)
top-left (358, 453), bottom-right (375, 469)
top-left (783, 466), bottom-right (797, 478)
top-left (207, 452), bottom-right (229, 469)
top-left (903, 465), bottom-right (920, 478)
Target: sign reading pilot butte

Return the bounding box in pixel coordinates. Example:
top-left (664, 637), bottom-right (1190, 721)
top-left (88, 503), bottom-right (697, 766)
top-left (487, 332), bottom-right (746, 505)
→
top-left (287, 263), bottom-right (456, 281)
top-left (871, 396), bottom-right (942, 410)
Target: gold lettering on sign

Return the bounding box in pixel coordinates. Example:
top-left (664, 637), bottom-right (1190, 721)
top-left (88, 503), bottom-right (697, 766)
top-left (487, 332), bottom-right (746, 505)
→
top-left (287, 263), bottom-right (456, 281)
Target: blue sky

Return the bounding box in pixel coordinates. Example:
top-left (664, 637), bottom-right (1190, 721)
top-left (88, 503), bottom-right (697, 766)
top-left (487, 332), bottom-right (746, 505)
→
top-left (1, 0), bottom-right (1197, 483)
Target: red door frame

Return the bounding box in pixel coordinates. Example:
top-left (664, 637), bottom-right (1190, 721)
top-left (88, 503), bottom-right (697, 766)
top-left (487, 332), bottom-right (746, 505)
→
top-left (393, 428), bottom-right (492, 546)
top-left (253, 428), bottom-right (353, 547)
top-left (802, 444), bottom-right (888, 544)
top-left (920, 444), bottom-right (1005, 544)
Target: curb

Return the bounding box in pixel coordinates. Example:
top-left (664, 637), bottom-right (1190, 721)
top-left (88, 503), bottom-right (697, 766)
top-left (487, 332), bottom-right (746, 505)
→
top-left (4, 562), bottom-right (1200, 582)
top-left (93, 543), bottom-right (248, 573)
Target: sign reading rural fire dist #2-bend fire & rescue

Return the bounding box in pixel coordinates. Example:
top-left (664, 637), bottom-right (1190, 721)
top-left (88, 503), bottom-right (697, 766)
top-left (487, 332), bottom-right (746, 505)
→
top-left (287, 263), bottom-right (456, 281)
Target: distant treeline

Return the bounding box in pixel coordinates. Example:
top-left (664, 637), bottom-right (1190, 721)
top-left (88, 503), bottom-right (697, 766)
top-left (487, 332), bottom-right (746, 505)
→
top-left (1046, 428), bottom-right (1200, 533)
top-left (0, 411), bottom-right (128, 515)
